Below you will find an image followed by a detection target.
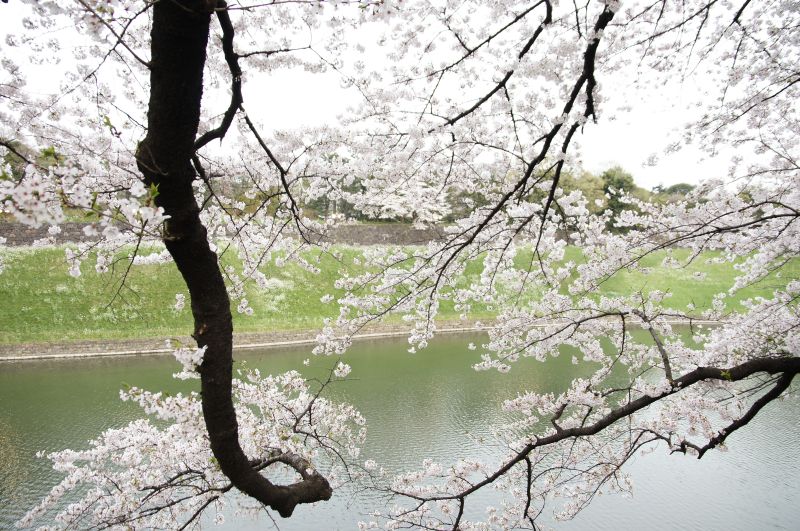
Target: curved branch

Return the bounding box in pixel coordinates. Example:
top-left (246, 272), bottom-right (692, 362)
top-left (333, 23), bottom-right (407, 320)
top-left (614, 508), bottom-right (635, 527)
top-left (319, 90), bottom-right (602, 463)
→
top-left (396, 355), bottom-right (800, 504)
top-left (431, 5), bottom-right (616, 286)
top-left (0, 139), bottom-right (34, 166)
top-left (430, 1), bottom-right (553, 131)
top-left (194, 2), bottom-right (243, 150)
top-left (76, 0), bottom-right (151, 68)
top-left (136, 0), bottom-right (331, 519)
top-left (678, 370), bottom-right (795, 458)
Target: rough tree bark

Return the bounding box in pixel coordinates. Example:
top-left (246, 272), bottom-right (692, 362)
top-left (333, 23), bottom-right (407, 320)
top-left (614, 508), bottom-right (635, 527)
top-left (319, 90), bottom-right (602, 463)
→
top-left (135, 0), bottom-right (331, 518)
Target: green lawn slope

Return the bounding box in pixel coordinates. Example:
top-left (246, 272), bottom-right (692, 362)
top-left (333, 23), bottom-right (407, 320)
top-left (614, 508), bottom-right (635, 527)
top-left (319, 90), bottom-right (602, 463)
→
top-left (0, 245), bottom-right (793, 344)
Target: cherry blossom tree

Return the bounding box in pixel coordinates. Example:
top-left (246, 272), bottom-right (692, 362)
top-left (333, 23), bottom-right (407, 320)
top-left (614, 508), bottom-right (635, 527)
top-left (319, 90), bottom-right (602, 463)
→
top-left (2, 0), bottom-right (798, 529)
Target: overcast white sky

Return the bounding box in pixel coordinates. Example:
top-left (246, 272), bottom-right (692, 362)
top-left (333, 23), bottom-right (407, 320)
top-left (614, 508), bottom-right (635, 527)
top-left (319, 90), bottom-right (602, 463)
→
top-left (252, 67), bottom-right (733, 190)
top-left (0, 2), bottom-right (734, 191)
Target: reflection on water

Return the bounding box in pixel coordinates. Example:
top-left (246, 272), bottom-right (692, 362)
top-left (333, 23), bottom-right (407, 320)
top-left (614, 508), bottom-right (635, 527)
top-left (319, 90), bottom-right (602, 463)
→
top-left (0, 334), bottom-right (798, 529)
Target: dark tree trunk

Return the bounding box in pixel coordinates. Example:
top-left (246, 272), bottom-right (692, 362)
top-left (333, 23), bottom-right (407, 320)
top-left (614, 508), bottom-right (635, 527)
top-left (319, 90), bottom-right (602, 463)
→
top-left (136, 0), bottom-right (331, 518)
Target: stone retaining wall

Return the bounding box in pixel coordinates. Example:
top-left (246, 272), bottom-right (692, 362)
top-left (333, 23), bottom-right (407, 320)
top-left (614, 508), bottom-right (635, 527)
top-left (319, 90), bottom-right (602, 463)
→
top-left (324, 224), bottom-right (445, 245)
top-left (0, 222), bottom-right (101, 246)
top-left (0, 222), bottom-right (444, 247)
top-left (0, 321), bottom-right (488, 360)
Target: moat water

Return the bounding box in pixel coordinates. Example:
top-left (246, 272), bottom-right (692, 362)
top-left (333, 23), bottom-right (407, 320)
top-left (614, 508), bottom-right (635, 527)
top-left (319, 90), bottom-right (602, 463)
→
top-left (1, 334), bottom-right (798, 529)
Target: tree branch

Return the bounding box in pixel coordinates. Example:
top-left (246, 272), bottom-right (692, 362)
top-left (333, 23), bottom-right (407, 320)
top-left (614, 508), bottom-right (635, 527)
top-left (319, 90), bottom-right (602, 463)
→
top-left (678, 371), bottom-right (795, 458)
top-left (136, 0), bottom-right (331, 518)
top-left (396, 355), bottom-right (800, 504)
top-left (194, 2), bottom-right (243, 151)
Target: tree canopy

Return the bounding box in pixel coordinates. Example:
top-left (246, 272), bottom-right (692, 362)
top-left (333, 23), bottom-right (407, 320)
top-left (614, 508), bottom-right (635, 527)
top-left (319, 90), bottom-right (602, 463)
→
top-left (2, 0), bottom-right (799, 529)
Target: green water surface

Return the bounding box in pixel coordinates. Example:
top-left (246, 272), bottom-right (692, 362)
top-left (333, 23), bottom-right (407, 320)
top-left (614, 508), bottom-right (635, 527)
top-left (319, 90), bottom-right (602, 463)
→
top-left (1, 334), bottom-right (798, 529)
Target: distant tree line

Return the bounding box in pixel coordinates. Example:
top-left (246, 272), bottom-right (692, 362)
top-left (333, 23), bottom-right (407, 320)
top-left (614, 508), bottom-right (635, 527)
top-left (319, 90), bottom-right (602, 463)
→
top-left (299, 163), bottom-right (696, 226)
top-left (2, 144), bottom-right (695, 228)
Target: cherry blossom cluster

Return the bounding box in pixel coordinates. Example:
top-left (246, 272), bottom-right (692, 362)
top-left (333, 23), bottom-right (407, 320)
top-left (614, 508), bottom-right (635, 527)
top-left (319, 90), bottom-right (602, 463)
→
top-left (3, 0), bottom-right (799, 529)
top-left (16, 351), bottom-right (364, 529)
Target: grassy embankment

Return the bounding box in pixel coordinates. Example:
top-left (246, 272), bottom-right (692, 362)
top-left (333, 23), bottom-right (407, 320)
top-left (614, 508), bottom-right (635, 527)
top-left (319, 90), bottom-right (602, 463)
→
top-left (0, 245), bottom-right (794, 344)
